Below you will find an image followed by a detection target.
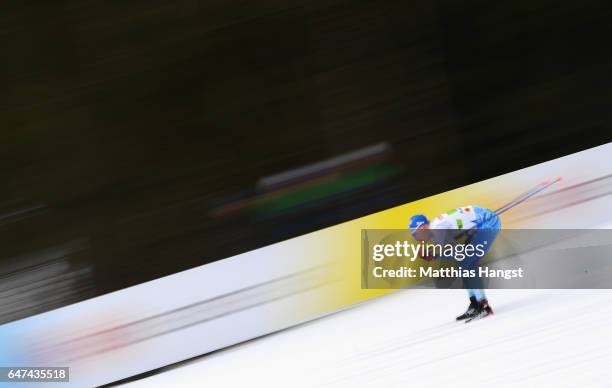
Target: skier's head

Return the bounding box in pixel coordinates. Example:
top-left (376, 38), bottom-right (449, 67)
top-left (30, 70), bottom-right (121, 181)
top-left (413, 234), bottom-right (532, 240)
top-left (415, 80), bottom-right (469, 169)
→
top-left (409, 214), bottom-right (430, 240)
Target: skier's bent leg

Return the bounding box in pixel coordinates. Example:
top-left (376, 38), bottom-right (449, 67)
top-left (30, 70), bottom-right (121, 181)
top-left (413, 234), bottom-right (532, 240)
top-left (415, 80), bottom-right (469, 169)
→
top-left (469, 288), bottom-right (486, 302)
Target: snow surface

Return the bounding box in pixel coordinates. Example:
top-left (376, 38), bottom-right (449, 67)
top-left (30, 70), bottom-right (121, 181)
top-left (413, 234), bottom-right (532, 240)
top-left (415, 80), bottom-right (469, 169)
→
top-left (122, 288), bottom-right (612, 388)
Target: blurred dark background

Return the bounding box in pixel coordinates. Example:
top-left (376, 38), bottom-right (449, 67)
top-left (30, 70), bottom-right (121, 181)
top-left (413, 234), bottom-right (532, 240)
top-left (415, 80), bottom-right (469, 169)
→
top-left (2, 0), bottom-right (611, 323)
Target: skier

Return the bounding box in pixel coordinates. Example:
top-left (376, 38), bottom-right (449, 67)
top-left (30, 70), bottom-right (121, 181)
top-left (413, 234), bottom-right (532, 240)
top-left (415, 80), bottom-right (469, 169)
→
top-left (409, 206), bottom-right (501, 321)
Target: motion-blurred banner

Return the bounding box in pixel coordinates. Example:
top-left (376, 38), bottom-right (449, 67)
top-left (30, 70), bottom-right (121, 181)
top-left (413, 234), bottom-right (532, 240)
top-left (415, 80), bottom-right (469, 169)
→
top-left (2, 142), bottom-right (612, 387)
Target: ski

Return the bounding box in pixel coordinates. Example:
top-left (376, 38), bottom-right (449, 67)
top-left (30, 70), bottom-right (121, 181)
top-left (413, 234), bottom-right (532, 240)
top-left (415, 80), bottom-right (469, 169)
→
top-left (464, 311), bottom-right (494, 324)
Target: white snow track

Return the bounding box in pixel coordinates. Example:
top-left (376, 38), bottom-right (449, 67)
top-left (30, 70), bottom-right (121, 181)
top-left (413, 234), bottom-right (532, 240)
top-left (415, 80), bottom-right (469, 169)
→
top-left (122, 289), bottom-right (612, 388)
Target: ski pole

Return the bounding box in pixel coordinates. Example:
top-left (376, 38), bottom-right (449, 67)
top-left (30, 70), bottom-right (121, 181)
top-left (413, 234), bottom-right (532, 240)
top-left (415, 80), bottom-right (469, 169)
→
top-left (492, 181), bottom-right (550, 215)
top-left (494, 177), bottom-right (562, 216)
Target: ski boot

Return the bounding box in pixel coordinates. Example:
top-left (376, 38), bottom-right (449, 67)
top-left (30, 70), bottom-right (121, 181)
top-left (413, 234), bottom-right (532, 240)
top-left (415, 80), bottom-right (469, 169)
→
top-left (456, 296), bottom-right (479, 321)
top-left (465, 299), bottom-right (494, 323)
